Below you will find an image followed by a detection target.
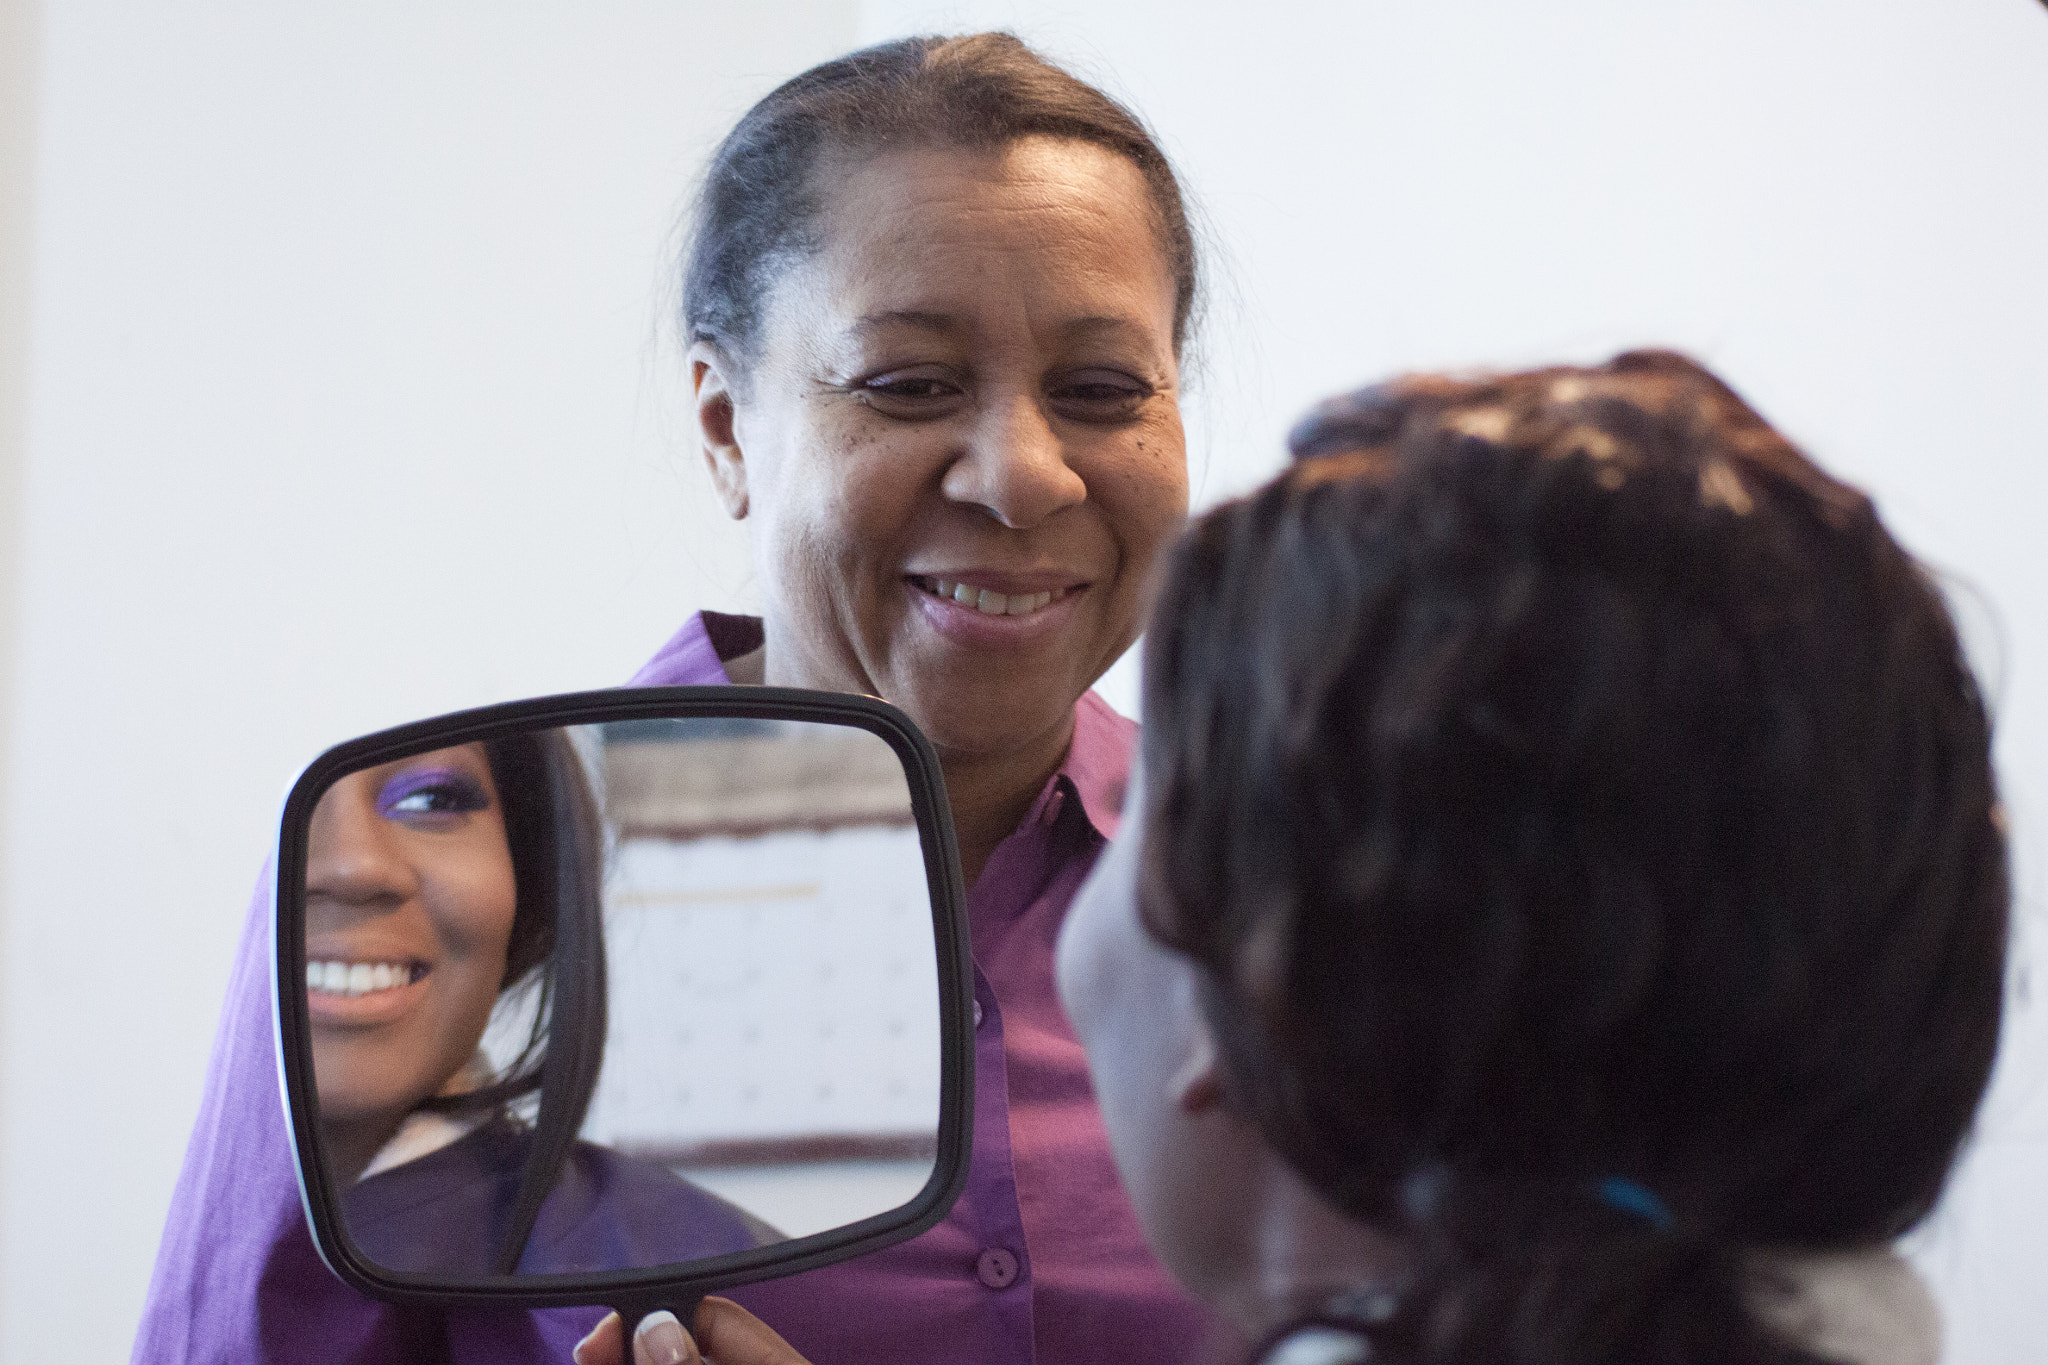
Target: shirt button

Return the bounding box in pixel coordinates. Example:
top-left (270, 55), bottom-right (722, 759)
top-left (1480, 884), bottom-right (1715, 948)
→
top-left (975, 1247), bottom-right (1019, 1289)
top-left (973, 999), bottom-right (985, 1029)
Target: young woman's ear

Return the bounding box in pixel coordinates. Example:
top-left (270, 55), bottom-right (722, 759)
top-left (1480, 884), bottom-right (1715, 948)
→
top-left (691, 343), bottom-right (749, 520)
top-left (1168, 1015), bottom-right (1227, 1115)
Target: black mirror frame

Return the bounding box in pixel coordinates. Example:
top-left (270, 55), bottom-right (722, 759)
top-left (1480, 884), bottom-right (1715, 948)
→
top-left (272, 685), bottom-right (974, 1317)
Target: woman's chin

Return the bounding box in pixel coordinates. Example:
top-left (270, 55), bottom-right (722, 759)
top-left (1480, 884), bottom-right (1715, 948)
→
top-left (893, 679), bottom-right (1088, 765)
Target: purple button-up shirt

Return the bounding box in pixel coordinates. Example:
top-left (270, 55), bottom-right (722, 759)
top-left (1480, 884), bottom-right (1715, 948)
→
top-left (133, 611), bottom-right (1214, 1364)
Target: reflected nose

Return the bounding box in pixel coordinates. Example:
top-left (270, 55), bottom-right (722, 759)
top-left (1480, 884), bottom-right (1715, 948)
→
top-left (940, 391), bottom-right (1088, 530)
top-left (305, 776), bottom-right (419, 909)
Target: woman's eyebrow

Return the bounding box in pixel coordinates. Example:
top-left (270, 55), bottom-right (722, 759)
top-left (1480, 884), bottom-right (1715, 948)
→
top-left (1059, 315), bottom-right (1156, 348)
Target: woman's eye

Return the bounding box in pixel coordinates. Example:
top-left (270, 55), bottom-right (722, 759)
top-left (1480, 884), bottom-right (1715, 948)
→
top-left (389, 787), bottom-right (465, 814)
top-left (855, 369), bottom-right (967, 416)
top-left (1051, 370), bottom-right (1150, 419)
top-left (376, 769), bottom-right (490, 821)
top-left (867, 375), bottom-right (957, 399)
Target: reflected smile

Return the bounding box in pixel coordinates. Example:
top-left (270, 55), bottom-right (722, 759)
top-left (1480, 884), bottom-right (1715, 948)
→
top-left (307, 959), bottom-right (427, 998)
top-left (912, 576), bottom-right (1072, 617)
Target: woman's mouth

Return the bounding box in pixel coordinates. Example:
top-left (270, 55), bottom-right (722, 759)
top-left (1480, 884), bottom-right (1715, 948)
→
top-left (307, 959), bottom-right (426, 998)
top-left (912, 576), bottom-right (1072, 617)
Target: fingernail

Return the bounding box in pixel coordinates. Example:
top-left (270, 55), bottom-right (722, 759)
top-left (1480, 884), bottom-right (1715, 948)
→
top-left (636, 1310), bottom-right (689, 1365)
top-left (573, 1312), bottom-right (620, 1365)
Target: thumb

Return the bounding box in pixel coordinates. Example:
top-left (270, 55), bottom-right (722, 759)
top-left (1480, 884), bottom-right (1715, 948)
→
top-left (633, 1310), bottom-right (701, 1365)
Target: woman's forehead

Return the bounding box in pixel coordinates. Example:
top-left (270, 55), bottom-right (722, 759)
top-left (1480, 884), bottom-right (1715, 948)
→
top-left (789, 139), bottom-right (1177, 344)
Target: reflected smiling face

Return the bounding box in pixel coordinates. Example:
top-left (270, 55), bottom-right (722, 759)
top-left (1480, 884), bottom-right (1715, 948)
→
top-left (696, 136), bottom-right (1189, 763)
top-left (304, 743), bottom-right (518, 1153)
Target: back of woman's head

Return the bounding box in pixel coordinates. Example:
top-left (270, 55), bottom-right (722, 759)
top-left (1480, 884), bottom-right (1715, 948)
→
top-left (1141, 350), bottom-right (2008, 1363)
top-left (683, 31), bottom-right (1199, 369)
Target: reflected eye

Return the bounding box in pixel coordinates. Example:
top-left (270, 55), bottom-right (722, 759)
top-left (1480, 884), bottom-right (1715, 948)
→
top-left (376, 767), bottom-right (490, 823)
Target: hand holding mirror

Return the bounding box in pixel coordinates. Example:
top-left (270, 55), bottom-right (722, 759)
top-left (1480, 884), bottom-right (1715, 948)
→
top-left (272, 687), bottom-right (974, 1340)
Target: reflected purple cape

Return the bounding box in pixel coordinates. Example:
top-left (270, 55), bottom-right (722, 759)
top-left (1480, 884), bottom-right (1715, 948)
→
top-left (132, 611), bottom-right (1212, 1364)
top-left (345, 1124), bottom-right (778, 1277)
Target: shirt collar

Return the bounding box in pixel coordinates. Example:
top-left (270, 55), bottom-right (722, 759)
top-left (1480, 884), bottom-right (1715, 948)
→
top-left (1052, 689), bottom-right (1137, 840)
top-left (628, 612), bottom-right (1139, 839)
top-left (626, 611), bottom-right (735, 687)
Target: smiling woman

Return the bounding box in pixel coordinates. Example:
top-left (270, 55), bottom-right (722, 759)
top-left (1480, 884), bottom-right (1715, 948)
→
top-left (304, 746), bottom-right (521, 1184)
top-left (299, 735), bottom-right (779, 1282)
top-left (691, 129), bottom-right (1190, 880)
top-left (136, 30), bottom-right (1215, 1365)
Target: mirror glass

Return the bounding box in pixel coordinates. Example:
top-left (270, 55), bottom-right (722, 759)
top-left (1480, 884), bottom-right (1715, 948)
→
top-left (296, 715), bottom-right (942, 1281)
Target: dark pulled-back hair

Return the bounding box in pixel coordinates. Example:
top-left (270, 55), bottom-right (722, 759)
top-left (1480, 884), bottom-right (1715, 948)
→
top-left (682, 31), bottom-right (1199, 369)
top-left (1142, 351), bottom-right (2008, 1363)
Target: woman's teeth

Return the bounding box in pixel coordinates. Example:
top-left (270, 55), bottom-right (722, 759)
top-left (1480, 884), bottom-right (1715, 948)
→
top-left (919, 578), bottom-right (1067, 616)
top-left (307, 960), bottom-right (417, 996)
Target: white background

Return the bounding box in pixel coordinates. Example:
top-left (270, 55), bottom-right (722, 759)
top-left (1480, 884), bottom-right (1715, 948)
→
top-left (2, 2), bottom-right (2044, 1359)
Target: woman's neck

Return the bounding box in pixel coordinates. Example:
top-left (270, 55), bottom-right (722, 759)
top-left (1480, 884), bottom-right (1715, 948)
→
top-left (721, 643), bottom-right (766, 685)
top-left (935, 717), bottom-right (1076, 885)
top-left (1218, 1157), bottom-right (1413, 1347)
top-left (749, 636), bottom-right (1078, 885)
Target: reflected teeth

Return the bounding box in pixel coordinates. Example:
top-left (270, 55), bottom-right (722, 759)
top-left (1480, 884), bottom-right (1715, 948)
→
top-left (307, 960), bottom-right (416, 997)
top-left (919, 578), bottom-right (1067, 616)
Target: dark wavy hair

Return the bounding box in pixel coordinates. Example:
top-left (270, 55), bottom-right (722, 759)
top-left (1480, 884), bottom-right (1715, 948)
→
top-left (416, 729), bottom-right (608, 1275)
top-left (682, 31), bottom-right (1199, 373)
top-left (1140, 351), bottom-right (2008, 1363)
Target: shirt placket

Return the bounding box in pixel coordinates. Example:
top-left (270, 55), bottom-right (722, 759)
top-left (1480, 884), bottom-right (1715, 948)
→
top-left (954, 782), bottom-right (1072, 1363)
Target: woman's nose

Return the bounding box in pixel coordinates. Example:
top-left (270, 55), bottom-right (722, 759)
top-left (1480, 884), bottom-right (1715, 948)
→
top-left (940, 391), bottom-right (1088, 529)
top-left (304, 781), bottom-right (420, 908)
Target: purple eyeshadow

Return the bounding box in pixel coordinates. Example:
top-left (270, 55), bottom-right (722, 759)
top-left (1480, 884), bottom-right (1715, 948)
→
top-left (374, 765), bottom-right (489, 817)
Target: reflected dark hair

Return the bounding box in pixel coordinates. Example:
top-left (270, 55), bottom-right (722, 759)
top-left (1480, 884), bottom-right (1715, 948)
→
top-left (1142, 351), bottom-right (2008, 1363)
top-left (682, 31), bottom-right (1199, 372)
top-left (418, 729), bottom-right (608, 1274)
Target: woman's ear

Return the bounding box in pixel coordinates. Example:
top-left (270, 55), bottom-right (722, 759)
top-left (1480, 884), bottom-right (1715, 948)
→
top-left (691, 343), bottom-right (749, 520)
top-left (1168, 1013), bottom-right (1227, 1115)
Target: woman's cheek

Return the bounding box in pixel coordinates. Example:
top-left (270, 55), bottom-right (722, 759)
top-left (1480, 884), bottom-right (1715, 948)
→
top-left (1091, 425), bottom-right (1189, 554)
top-left (433, 843), bottom-right (520, 963)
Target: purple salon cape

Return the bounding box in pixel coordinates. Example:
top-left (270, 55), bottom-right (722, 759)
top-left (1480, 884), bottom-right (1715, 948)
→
top-left (133, 610), bottom-right (1215, 1364)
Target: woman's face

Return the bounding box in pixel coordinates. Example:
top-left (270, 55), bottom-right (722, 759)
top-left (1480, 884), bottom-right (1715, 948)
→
top-left (304, 743), bottom-right (518, 1135)
top-left (1061, 767), bottom-right (1415, 1333)
top-left (1056, 764), bottom-right (1267, 1308)
top-left (701, 136), bottom-right (1189, 758)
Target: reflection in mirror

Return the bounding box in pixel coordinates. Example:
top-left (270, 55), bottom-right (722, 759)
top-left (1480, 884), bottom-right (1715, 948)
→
top-left (300, 718), bottom-right (941, 1281)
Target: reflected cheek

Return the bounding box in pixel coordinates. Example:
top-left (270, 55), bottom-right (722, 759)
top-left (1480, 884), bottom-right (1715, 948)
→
top-left (422, 860), bottom-right (519, 970)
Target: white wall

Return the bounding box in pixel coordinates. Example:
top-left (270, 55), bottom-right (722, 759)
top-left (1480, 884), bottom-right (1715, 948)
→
top-left (858, 3), bottom-right (2048, 1360)
top-left (0, 0), bottom-right (38, 1340)
top-left (0, 4), bottom-right (857, 1357)
top-left (3, 2), bottom-right (2045, 1360)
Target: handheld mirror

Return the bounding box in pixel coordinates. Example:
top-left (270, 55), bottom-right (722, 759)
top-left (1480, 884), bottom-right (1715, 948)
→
top-left (272, 686), bottom-right (972, 1330)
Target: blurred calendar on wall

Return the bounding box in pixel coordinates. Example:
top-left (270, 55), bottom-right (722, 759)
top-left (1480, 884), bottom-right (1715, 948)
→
top-left (580, 721), bottom-right (944, 1169)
